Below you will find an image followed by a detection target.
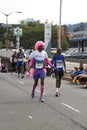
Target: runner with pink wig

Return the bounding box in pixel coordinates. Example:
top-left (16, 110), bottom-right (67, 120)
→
top-left (29, 41), bottom-right (53, 102)
top-left (35, 41), bottom-right (45, 50)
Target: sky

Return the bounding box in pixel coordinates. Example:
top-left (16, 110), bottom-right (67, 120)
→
top-left (0, 0), bottom-right (87, 25)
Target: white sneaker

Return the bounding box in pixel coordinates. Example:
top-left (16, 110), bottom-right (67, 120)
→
top-left (83, 84), bottom-right (87, 88)
top-left (76, 80), bottom-right (80, 85)
top-left (55, 91), bottom-right (61, 97)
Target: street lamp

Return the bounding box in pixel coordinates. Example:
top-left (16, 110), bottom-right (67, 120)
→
top-left (58, 0), bottom-right (62, 49)
top-left (2, 11), bottom-right (22, 51)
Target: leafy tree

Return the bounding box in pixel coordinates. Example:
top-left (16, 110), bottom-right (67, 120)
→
top-left (0, 22), bottom-right (69, 50)
top-left (20, 22), bottom-right (44, 49)
top-left (61, 37), bottom-right (69, 51)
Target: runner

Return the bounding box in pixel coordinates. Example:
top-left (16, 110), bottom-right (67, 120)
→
top-left (16, 48), bottom-right (25, 78)
top-left (29, 41), bottom-right (53, 102)
top-left (10, 50), bottom-right (17, 74)
top-left (52, 48), bottom-right (66, 97)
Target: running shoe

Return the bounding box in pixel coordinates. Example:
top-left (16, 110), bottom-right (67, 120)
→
top-left (85, 82), bottom-right (87, 87)
top-left (76, 80), bottom-right (80, 85)
top-left (39, 98), bottom-right (44, 102)
top-left (18, 73), bottom-right (21, 78)
top-left (72, 79), bottom-right (75, 84)
top-left (21, 75), bottom-right (24, 78)
top-left (55, 91), bottom-right (61, 97)
top-left (59, 91), bottom-right (61, 95)
top-left (83, 83), bottom-right (87, 88)
top-left (31, 92), bottom-right (35, 98)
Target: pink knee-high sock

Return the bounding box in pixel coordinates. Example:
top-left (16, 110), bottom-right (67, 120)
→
top-left (40, 85), bottom-right (44, 99)
top-left (32, 84), bottom-right (36, 93)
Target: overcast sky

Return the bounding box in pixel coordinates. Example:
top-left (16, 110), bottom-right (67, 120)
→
top-left (0, 0), bottom-right (87, 25)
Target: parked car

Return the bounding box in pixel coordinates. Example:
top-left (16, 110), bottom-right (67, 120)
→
top-left (62, 50), bottom-right (78, 58)
top-left (76, 52), bottom-right (87, 59)
top-left (69, 52), bottom-right (79, 58)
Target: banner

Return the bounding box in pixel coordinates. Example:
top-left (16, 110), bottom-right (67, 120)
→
top-left (44, 23), bottom-right (51, 57)
top-left (14, 27), bottom-right (22, 36)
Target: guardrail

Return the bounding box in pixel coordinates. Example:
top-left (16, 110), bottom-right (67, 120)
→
top-left (0, 49), bottom-right (13, 58)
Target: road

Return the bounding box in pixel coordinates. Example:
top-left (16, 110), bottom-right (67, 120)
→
top-left (0, 73), bottom-right (87, 130)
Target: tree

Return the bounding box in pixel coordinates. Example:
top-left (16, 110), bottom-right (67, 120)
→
top-left (20, 22), bottom-right (44, 49)
top-left (61, 37), bottom-right (69, 51)
top-left (0, 22), bottom-right (69, 50)
top-left (0, 25), bottom-right (6, 48)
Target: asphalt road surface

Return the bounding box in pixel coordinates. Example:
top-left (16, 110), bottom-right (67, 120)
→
top-left (0, 73), bottom-right (87, 130)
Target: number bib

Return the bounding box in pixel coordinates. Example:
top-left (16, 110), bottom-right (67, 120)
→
top-left (18, 58), bottom-right (23, 61)
top-left (56, 60), bottom-right (63, 68)
top-left (35, 61), bottom-right (43, 69)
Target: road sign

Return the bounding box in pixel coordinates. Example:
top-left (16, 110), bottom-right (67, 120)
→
top-left (14, 27), bottom-right (22, 36)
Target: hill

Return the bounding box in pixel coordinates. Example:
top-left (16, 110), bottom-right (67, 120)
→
top-left (67, 22), bottom-right (87, 32)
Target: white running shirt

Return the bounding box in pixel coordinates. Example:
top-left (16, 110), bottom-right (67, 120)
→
top-left (30, 50), bottom-right (48, 69)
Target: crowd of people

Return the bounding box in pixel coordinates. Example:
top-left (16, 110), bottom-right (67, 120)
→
top-left (1, 40), bottom-right (87, 102)
top-left (28, 41), bottom-right (66, 102)
top-left (71, 62), bottom-right (87, 87)
top-left (9, 41), bottom-right (66, 102)
top-left (10, 48), bottom-right (28, 78)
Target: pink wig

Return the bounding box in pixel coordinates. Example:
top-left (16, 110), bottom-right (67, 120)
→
top-left (35, 41), bottom-right (45, 50)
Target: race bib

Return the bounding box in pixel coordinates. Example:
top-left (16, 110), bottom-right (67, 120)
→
top-left (35, 62), bottom-right (43, 69)
top-left (56, 60), bottom-right (63, 68)
top-left (18, 58), bottom-right (23, 61)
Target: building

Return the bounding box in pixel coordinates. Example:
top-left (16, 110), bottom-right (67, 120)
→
top-left (69, 30), bottom-right (87, 52)
top-left (21, 18), bottom-right (40, 24)
top-left (61, 25), bottom-right (67, 46)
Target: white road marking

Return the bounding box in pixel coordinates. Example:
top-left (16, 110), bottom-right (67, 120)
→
top-left (18, 81), bottom-right (24, 85)
top-left (61, 102), bottom-right (81, 113)
top-left (28, 115), bottom-right (32, 119)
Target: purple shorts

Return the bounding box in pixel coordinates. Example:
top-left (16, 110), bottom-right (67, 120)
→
top-left (33, 69), bottom-right (46, 80)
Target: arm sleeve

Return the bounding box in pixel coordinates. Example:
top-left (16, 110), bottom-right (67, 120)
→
top-left (45, 58), bottom-right (53, 67)
top-left (29, 58), bottom-right (35, 67)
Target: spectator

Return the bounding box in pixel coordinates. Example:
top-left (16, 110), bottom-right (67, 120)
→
top-left (71, 62), bottom-right (86, 84)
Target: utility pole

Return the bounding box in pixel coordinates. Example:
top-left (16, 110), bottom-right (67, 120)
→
top-left (2, 11), bottom-right (22, 51)
top-left (58, 0), bottom-right (62, 49)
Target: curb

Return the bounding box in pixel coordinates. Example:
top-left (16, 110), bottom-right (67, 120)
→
top-left (63, 76), bottom-right (71, 81)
